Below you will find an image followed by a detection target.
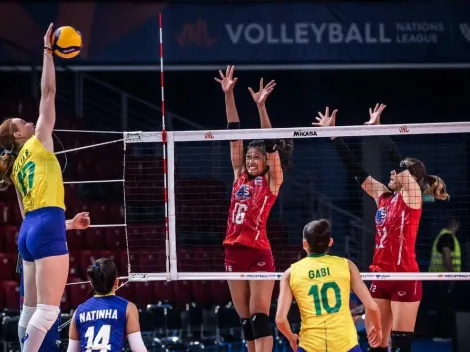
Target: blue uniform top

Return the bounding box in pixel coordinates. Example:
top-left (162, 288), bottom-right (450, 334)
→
top-left (75, 295), bottom-right (128, 352)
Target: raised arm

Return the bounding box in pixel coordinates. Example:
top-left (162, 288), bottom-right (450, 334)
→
top-left (215, 65), bottom-right (244, 181)
top-left (249, 78), bottom-right (283, 195)
top-left (313, 107), bottom-right (389, 204)
top-left (36, 23), bottom-right (57, 153)
top-left (348, 260), bottom-right (382, 348)
top-left (275, 269), bottom-right (299, 352)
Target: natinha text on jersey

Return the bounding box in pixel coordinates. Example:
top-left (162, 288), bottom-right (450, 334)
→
top-left (79, 309), bottom-right (118, 323)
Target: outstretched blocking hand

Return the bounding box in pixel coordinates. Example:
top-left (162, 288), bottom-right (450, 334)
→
top-left (312, 106), bottom-right (338, 127)
top-left (44, 23), bottom-right (53, 49)
top-left (214, 65), bottom-right (238, 94)
top-left (248, 78), bottom-right (276, 105)
top-left (364, 103), bottom-right (386, 125)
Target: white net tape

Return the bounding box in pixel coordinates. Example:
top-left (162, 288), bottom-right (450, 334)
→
top-left (121, 123), bottom-right (470, 281)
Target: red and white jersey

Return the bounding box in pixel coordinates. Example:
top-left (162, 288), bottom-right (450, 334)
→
top-left (224, 172), bottom-right (277, 250)
top-left (370, 192), bottom-right (422, 273)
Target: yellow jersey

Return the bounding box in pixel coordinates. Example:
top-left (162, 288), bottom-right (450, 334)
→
top-left (11, 136), bottom-right (65, 214)
top-left (289, 254), bottom-right (358, 352)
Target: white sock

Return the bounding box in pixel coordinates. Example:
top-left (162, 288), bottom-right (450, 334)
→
top-left (23, 304), bottom-right (60, 352)
top-left (22, 325), bottom-right (46, 352)
top-left (18, 305), bottom-right (36, 351)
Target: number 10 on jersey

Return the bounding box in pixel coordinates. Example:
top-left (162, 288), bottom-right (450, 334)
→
top-left (233, 203), bottom-right (248, 225)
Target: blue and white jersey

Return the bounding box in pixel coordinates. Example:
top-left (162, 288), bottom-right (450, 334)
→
top-left (75, 295), bottom-right (128, 352)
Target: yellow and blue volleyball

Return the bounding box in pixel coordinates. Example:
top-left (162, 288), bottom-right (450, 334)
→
top-left (51, 26), bottom-right (83, 59)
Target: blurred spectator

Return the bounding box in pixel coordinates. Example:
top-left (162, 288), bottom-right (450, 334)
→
top-left (428, 218), bottom-right (461, 342)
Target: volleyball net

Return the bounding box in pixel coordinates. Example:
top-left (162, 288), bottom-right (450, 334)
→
top-left (116, 122), bottom-right (470, 282)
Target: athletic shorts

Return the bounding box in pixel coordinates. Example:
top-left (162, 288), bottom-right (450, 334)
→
top-left (370, 280), bottom-right (422, 302)
top-left (224, 245), bottom-right (275, 272)
top-left (18, 207), bottom-right (67, 262)
top-left (20, 266), bottom-right (61, 352)
top-left (298, 345), bottom-right (361, 352)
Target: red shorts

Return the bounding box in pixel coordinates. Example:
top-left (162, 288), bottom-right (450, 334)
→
top-left (369, 280), bottom-right (422, 302)
top-left (224, 245), bottom-right (275, 272)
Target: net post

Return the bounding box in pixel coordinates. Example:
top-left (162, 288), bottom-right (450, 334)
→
top-left (166, 132), bottom-right (178, 280)
top-left (122, 132), bottom-right (131, 274)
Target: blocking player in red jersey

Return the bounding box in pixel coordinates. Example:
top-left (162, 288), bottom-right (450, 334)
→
top-left (215, 65), bottom-right (293, 352)
top-left (313, 104), bottom-right (449, 352)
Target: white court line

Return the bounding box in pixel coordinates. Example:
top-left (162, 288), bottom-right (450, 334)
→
top-left (88, 224), bottom-right (127, 228)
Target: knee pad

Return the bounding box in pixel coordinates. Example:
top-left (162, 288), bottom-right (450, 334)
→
top-left (28, 304), bottom-right (60, 333)
top-left (251, 313), bottom-right (272, 339)
top-left (240, 318), bottom-right (254, 341)
top-left (19, 305), bottom-right (37, 328)
top-left (368, 347), bottom-right (388, 352)
top-left (391, 331), bottom-right (413, 352)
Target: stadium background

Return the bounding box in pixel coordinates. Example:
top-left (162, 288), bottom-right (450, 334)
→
top-left (1, 1), bottom-right (470, 351)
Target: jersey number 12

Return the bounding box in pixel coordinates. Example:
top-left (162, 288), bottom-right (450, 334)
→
top-left (308, 282), bottom-right (342, 315)
top-left (17, 161), bottom-right (35, 197)
top-left (84, 325), bottom-right (111, 352)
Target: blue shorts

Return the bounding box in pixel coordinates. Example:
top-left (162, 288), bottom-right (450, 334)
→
top-left (18, 207), bottom-right (67, 262)
top-left (20, 264), bottom-right (61, 352)
top-left (298, 345), bottom-right (361, 352)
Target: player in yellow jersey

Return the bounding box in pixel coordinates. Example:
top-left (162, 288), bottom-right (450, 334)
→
top-left (276, 219), bottom-right (383, 352)
top-left (0, 24), bottom-right (90, 352)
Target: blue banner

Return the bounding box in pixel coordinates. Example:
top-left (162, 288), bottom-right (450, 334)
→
top-left (0, 2), bottom-right (469, 65)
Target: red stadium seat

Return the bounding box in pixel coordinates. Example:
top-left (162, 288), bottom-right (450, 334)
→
top-left (67, 277), bottom-right (91, 309)
top-left (85, 228), bottom-right (106, 250)
top-left (105, 228), bottom-right (126, 250)
top-left (116, 282), bottom-right (135, 302)
top-left (3, 280), bottom-right (20, 311)
top-left (0, 201), bottom-right (10, 224)
top-left (67, 230), bottom-right (87, 251)
top-left (0, 280), bottom-right (4, 311)
top-left (191, 280), bottom-right (212, 307)
top-left (173, 281), bottom-right (192, 308)
top-left (134, 282), bottom-right (155, 309)
top-left (0, 253), bottom-right (16, 281)
top-left (77, 250), bottom-right (94, 277)
top-left (211, 280), bottom-right (231, 306)
top-left (2, 226), bottom-right (19, 253)
top-left (68, 252), bottom-right (81, 278)
top-left (154, 281), bottom-right (174, 304)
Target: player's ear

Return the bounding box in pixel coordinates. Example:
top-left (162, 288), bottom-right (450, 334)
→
top-left (114, 278), bottom-right (119, 289)
top-left (328, 237), bottom-right (334, 247)
top-left (302, 239), bottom-right (309, 252)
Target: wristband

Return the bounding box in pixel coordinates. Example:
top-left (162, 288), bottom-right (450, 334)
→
top-left (227, 122), bottom-right (240, 130)
top-left (44, 47), bottom-right (53, 54)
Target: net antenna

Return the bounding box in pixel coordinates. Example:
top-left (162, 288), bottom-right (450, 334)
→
top-left (159, 13), bottom-right (171, 280)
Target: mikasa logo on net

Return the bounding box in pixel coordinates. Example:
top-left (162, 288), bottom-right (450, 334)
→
top-left (293, 130), bottom-right (318, 137)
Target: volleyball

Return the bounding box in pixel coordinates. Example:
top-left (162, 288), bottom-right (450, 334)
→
top-left (51, 26), bottom-right (82, 59)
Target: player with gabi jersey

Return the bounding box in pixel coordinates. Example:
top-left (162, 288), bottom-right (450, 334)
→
top-left (0, 24), bottom-right (92, 352)
top-left (67, 258), bottom-right (146, 352)
top-left (275, 219), bottom-right (382, 352)
top-left (215, 65), bottom-right (293, 352)
top-left (313, 105), bottom-right (450, 352)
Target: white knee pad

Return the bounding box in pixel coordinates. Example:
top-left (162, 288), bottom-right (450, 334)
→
top-left (19, 305), bottom-right (37, 328)
top-left (28, 304), bottom-right (60, 333)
